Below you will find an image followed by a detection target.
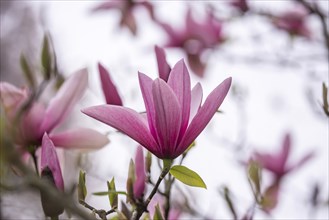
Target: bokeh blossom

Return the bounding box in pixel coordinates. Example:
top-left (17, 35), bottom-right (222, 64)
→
top-left (0, 69), bottom-right (109, 152)
top-left (91, 0), bottom-right (154, 35)
top-left (158, 8), bottom-right (225, 77)
top-left (253, 133), bottom-right (314, 180)
top-left (272, 7), bottom-right (311, 38)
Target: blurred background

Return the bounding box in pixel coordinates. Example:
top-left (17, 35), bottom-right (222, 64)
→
top-left (1, 0), bottom-right (328, 219)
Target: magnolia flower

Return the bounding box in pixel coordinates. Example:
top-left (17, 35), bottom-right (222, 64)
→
top-left (91, 0), bottom-right (154, 35)
top-left (272, 7), bottom-right (311, 38)
top-left (253, 133), bottom-right (314, 180)
top-left (0, 69), bottom-right (109, 152)
top-left (98, 62), bottom-right (123, 105)
top-left (40, 133), bottom-right (64, 217)
top-left (159, 8), bottom-right (225, 77)
top-left (133, 146), bottom-right (146, 199)
top-left (83, 60), bottom-right (231, 159)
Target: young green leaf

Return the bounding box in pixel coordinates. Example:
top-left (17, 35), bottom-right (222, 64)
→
top-left (92, 191), bottom-right (127, 196)
top-left (78, 170), bottom-right (87, 201)
top-left (169, 165), bottom-right (207, 189)
top-left (126, 159), bottom-right (135, 203)
top-left (146, 151), bottom-right (152, 174)
top-left (108, 177), bottom-right (118, 208)
top-left (153, 204), bottom-right (164, 220)
top-left (247, 160), bottom-right (262, 201)
top-left (41, 34), bottom-right (52, 80)
top-left (20, 54), bottom-right (35, 88)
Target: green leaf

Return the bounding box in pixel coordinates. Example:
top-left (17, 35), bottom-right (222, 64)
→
top-left (92, 191), bottom-right (127, 196)
top-left (107, 177), bottom-right (118, 208)
top-left (169, 165), bottom-right (207, 189)
top-left (20, 54), bottom-right (35, 88)
top-left (41, 34), bottom-right (52, 80)
top-left (78, 170), bottom-right (87, 201)
top-left (153, 204), bottom-right (164, 220)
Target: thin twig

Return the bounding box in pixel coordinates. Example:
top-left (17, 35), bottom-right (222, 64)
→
top-left (296, 0), bottom-right (329, 59)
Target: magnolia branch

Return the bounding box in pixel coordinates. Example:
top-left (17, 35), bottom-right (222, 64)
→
top-left (79, 199), bottom-right (115, 220)
top-left (296, 0), bottom-right (329, 57)
top-left (133, 167), bottom-right (170, 220)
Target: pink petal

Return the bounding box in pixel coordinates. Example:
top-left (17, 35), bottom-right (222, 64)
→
top-left (169, 209), bottom-right (182, 220)
top-left (0, 82), bottom-right (28, 118)
top-left (189, 83), bottom-right (203, 122)
top-left (40, 68), bottom-right (88, 133)
top-left (82, 105), bottom-right (159, 156)
top-left (152, 79), bottom-right (182, 158)
top-left (286, 151), bottom-right (315, 173)
top-left (254, 152), bottom-right (284, 176)
top-left (186, 7), bottom-right (200, 34)
top-left (177, 77), bottom-right (232, 156)
top-left (278, 133), bottom-right (291, 168)
top-left (133, 146), bottom-right (146, 198)
top-left (167, 60), bottom-right (191, 138)
top-left (155, 45), bottom-right (171, 82)
top-left (19, 102), bottom-right (46, 145)
top-left (138, 72), bottom-right (157, 139)
top-left (49, 128), bottom-right (109, 150)
top-left (41, 133), bottom-right (64, 190)
top-left (98, 63), bottom-right (123, 106)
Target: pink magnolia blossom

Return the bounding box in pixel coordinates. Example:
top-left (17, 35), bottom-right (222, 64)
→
top-left (253, 133), bottom-right (314, 180)
top-left (40, 133), bottom-right (65, 217)
top-left (82, 59), bottom-right (231, 159)
top-left (272, 7), bottom-right (311, 38)
top-left (159, 8), bottom-right (225, 77)
top-left (0, 69), bottom-right (109, 151)
top-left (98, 62), bottom-right (123, 105)
top-left (41, 133), bottom-right (64, 191)
top-left (133, 146), bottom-right (146, 199)
top-left (91, 0), bottom-right (154, 35)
